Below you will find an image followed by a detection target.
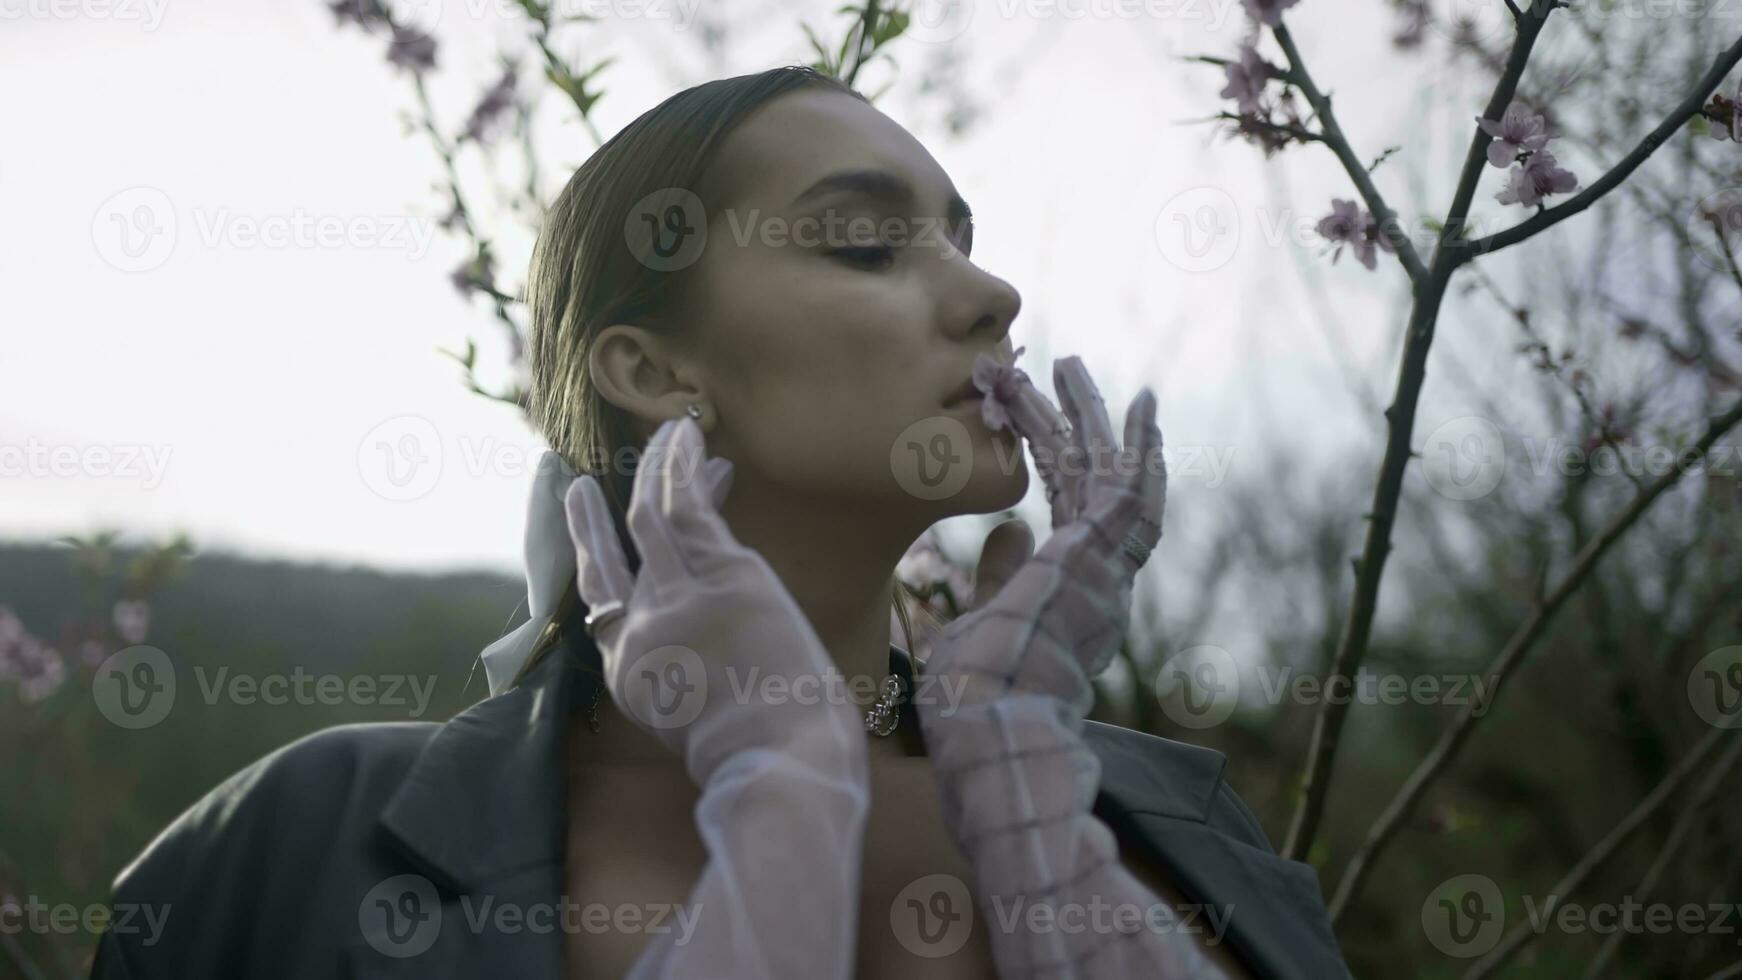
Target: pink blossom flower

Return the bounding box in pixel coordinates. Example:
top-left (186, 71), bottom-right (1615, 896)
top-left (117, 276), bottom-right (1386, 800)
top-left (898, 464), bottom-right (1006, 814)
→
top-left (461, 66), bottom-right (519, 145)
top-left (1477, 104), bottom-right (1551, 168)
top-left (113, 599), bottom-right (151, 645)
top-left (1495, 147), bottom-right (1579, 208)
top-left (0, 607), bottom-right (67, 703)
top-left (1315, 198), bottom-right (1398, 271)
top-left (1241, 0), bottom-right (1301, 27)
top-left (1702, 77), bottom-right (1742, 141)
top-left (450, 249), bottom-right (496, 299)
top-left (972, 344), bottom-right (1032, 432)
top-left (1219, 42), bottom-right (1277, 115)
top-left (327, 0), bottom-right (390, 29)
top-left (386, 25), bottom-right (436, 74)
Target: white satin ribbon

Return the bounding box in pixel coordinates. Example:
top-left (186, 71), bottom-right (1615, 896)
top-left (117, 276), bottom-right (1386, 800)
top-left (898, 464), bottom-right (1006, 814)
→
top-left (479, 449), bottom-right (579, 696)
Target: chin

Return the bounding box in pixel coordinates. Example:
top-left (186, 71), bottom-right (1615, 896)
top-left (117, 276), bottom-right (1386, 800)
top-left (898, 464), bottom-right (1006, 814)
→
top-left (948, 430), bottom-right (1031, 516)
top-left (887, 408), bottom-right (1030, 517)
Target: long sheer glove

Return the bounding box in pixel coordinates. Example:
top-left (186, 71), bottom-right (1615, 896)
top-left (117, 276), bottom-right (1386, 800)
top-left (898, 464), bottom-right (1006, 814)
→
top-left (919, 358), bottom-right (1222, 978)
top-left (564, 416), bottom-right (870, 980)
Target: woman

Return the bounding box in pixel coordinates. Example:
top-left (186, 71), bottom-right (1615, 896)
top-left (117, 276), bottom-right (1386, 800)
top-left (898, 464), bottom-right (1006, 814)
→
top-left (91, 66), bottom-right (1347, 979)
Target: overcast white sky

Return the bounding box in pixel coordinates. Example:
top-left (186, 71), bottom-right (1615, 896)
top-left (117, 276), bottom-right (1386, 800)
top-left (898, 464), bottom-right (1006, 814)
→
top-left (2, 0), bottom-right (1623, 585)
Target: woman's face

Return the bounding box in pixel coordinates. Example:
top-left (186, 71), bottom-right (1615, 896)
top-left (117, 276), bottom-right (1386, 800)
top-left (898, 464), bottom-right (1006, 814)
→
top-left (676, 87), bottom-right (1028, 523)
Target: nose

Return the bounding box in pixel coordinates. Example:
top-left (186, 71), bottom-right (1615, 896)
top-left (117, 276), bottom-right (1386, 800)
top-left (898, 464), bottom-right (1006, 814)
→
top-left (940, 250), bottom-right (1021, 347)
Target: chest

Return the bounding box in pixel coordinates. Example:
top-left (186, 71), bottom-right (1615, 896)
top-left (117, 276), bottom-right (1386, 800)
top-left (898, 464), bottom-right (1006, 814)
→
top-left (562, 755), bottom-right (998, 979)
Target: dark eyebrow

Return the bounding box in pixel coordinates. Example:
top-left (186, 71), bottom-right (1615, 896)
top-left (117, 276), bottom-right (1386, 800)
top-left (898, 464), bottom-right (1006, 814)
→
top-left (789, 168), bottom-right (974, 226)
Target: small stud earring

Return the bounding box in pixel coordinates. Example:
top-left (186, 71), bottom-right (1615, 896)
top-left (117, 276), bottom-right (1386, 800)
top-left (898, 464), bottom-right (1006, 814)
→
top-left (684, 403), bottom-right (703, 421)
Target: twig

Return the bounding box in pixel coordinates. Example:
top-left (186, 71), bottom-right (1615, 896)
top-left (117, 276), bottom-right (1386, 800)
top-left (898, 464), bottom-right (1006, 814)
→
top-left (842, 0), bottom-right (880, 87)
top-left (1579, 732), bottom-right (1742, 980)
top-left (1210, 110), bottom-right (1325, 145)
top-left (1464, 726), bottom-right (1737, 978)
top-left (1459, 32), bottom-right (1742, 262)
top-left (1279, 0), bottom-right (1561, 862)
top-left (1326, 396), bottom-right (1742, 920)
top-left (1181, 52), bottom-right (1304, 87)
top-left (1271, 24), bottom-right (1428, 284)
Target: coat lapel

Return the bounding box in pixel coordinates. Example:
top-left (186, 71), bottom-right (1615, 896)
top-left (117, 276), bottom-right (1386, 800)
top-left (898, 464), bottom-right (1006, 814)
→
top-left (365, 621), bottom-right (1344, 979)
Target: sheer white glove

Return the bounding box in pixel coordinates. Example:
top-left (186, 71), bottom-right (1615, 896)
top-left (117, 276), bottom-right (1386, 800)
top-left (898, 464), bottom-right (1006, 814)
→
top-left (920, 357), bottom-right (1221, 978)
top-left (564, 416), bottom-right (870, 980)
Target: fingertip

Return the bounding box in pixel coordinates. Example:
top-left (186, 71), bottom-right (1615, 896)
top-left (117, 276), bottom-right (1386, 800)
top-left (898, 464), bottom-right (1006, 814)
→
top-left (704, 456), bottom-right (735, 508)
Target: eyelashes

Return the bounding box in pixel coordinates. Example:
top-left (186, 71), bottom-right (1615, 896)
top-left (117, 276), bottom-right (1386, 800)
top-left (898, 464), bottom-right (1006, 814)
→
top-left (827, 245), bottom-right (896, 270)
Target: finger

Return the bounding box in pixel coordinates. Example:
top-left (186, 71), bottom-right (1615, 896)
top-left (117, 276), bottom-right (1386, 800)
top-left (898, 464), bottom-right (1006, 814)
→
top-left (999, 372), bottom-right (1076, 528)
top-left (969, 518), bottom-right (1035, 612)
top-left (1129, 388), bottom-right (1166, 550)
top-left (625, 418), bottom-right (691, 582)
top-left (564, 474), bottom-right (634, 642)
top-left (1089, 386), bottom-right (1157, 542)
top-left (660, 417), bottom-right (738, 553)
top-left (1055, 357), bottom-right (1120, 504)
top-left (704, 456), bottom-right (735, 509)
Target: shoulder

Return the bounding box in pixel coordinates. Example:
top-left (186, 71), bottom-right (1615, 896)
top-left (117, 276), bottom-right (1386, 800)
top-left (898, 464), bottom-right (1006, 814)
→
top-left (94, 722), bottom-right (440, 978)
top-left (1080, 721), bottom-right (1352, 980)
top-left (1080, 718), bottom-right (1275, 851)
top-left (113, 722), bottom-right (438, 888)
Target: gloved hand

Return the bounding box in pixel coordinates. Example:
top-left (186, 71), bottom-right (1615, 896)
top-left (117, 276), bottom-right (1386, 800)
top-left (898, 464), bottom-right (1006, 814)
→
top-left (564, 416), bottom-right (870, 980)
top-left (920, 357), bottom-right (1221, 977)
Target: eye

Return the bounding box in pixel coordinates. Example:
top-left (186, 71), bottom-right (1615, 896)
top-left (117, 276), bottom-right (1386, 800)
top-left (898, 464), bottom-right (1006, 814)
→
top-left (828, 245), bottom-right (896, 270)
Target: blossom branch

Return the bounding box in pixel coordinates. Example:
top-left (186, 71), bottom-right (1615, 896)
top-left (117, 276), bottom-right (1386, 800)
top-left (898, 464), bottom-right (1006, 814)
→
top-left (1210, 111), bottom-right (1325, 145)
top-left (1281, 0), bottom-right (1564, 863)
top-left (1458, 31), bottom-right (1742, 262)
top-left (1271, 23), bottom-right (1428, 283)
top-left (1184, 52), bottom-right (1303, 87)
top-left (1325, 395), bottom-right (1742, 921)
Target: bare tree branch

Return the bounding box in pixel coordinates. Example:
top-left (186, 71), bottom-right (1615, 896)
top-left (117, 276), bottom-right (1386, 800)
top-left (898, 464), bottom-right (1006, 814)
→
top-left (1579, 732), bottom-right (1742, 980)
top-left (1464, 726), bottom-right (1739, 978)
top-left (1326, 396), bottom-right (1742, 919)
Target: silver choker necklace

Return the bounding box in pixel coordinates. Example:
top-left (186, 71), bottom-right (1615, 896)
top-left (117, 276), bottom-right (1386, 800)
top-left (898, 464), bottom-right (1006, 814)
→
top-left (863, 673), bottom-right (903, 737)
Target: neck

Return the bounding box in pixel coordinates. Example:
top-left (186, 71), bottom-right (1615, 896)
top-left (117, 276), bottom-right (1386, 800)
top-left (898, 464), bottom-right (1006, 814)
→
top-left (716, 474), bottom-right (921, 692)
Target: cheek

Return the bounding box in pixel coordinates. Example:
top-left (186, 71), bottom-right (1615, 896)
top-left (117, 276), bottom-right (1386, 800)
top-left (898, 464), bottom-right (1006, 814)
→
top-left (703, 253), bottom-right (939, 488)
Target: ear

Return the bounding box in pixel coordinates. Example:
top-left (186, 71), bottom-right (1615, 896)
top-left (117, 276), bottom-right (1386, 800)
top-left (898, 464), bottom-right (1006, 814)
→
top-left (589, 324), bottom-right (706, 434)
